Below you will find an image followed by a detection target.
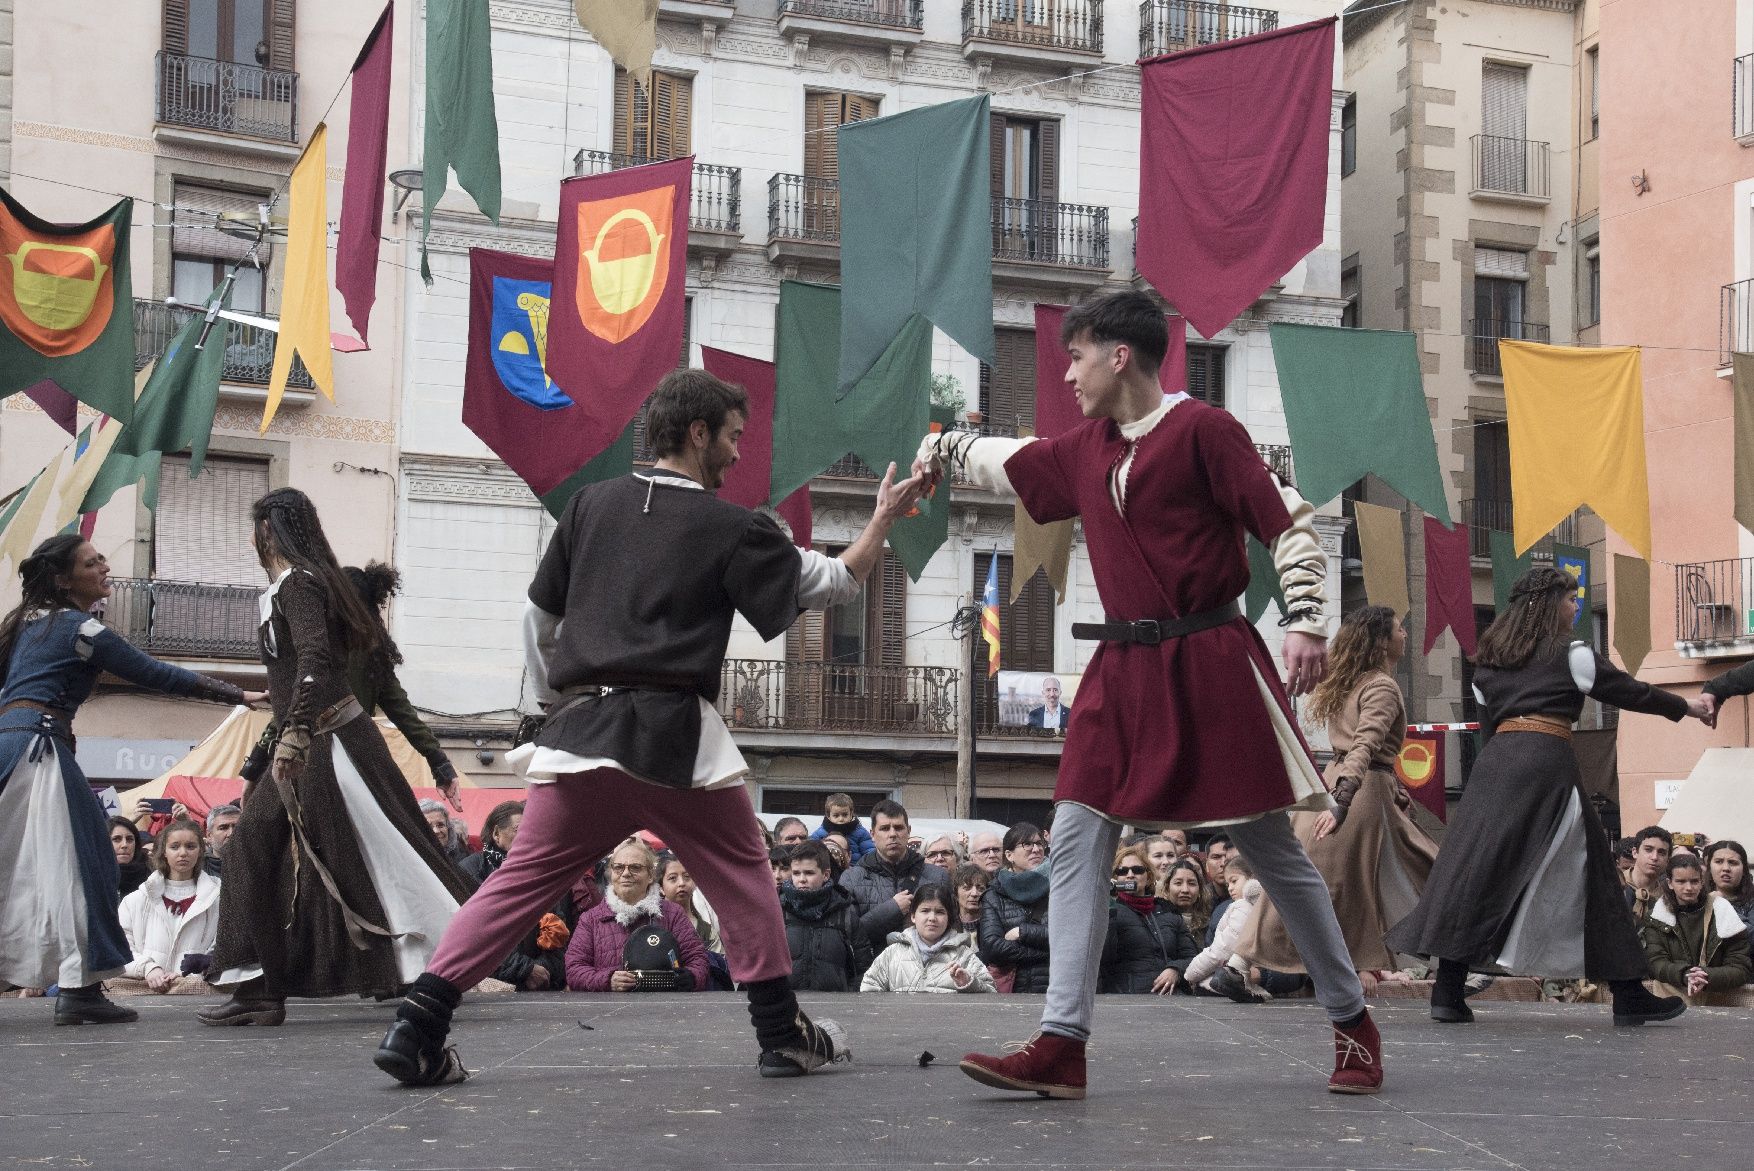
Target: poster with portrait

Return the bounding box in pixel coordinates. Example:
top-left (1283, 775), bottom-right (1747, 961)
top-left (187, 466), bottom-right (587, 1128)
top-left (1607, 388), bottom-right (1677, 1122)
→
top-left (996, 671), bottom-right (1078, 731)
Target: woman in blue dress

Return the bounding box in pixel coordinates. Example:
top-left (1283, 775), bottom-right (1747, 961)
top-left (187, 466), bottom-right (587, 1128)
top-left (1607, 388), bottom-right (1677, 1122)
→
top-left (0, 535), bottom-right (261, 1026)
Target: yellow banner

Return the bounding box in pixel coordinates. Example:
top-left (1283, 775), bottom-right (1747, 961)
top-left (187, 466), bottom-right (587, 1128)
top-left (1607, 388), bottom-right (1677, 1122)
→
top-left (263, 124), bottom-right (336, 431)
top-left (573, 0), bottom-right (657, 88)
top-left (1353, 500), bottom-right (1411, 618)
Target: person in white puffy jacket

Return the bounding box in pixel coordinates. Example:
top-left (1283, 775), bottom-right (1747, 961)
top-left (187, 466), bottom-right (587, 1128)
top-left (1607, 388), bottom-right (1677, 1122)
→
top-left (109, 819), bottom-right (221, 995)
top-left (1184, 857), bottom-right (1272, 1003)
top-left (860, 884), bottom-right (995, 994)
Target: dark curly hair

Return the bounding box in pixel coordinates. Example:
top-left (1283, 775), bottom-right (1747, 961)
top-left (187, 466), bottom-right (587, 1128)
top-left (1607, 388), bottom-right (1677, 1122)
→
top-left (344, 561), bottom-right (406, 686)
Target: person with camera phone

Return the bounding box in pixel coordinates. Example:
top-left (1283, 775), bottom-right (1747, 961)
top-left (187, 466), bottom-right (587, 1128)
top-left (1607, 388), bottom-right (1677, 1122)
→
top-left (1100, 843), bottom-right (1199, 995)
top-left (564, 838), bottom-right (709, 994)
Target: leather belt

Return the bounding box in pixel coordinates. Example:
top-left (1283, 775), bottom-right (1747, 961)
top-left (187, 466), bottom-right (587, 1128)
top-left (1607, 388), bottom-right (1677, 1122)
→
top-left (1496, 714), bottom-right (1572, 740)
top-left (1072, 601), bottom-right (1241, 646)
top-left (313, 695), bottom-right (364, 735)
top-left (0, 699), bottom-right (73, 722)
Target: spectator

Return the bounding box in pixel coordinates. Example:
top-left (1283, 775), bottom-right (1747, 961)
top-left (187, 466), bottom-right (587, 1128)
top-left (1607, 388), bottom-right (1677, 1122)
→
top-left (1614, 837), bottom-right (1637, 880)
top-left (203, 803), bottom-right (241, 877)
top-left (1161, 829), bottom-right (1189, 859)
top-left (923, 834), bottom-right (962, 871)
top-left (968, 831), bottom-right (1004, 875)
top-left (952, 864), bottom-right (989, 938)
top-left (565, 838), bottom-right (708, 992)
top-left (773, 817), bottom-right (810, 847)
top-left (660, 852), bottom-right (732, 991)
top-left (1145, 835), bottom-right (1179, 889)
top-left (769, 845), bottom-right (794, 891)
top-left (1101, 843), bottom-right (1198, 995)
top-left (1163, 859), bottom-right (1213, 941)
top-left (781, 841), bottom-right (869, 992)
top-left (1641, 853), bottom-right (1753, 1002)
top-left (808, 792), bottom-right (876, 862)
top-left (1624, 825), bottom-right (1673, 924)
top-left (109, 815), bottom-right (151, 898)
top-left (1707, 841), bottom-right (1754, 935)
top-left (1202, 834), bottom-right (1234, 890)
top-left (841, 800), bottom-right (950, 954)
top-left (462, 801), bottom-right (525, 883)
top-left (1185, 856), bottom-right (1271, 1004)
top-left (110, 819), bottom-right (220, 996)
top-left (861, 883), bottom-right (994, 993)
top-left (978, 822), bottom-right (1052, 994)
top-left (820, 834), bottom-right (851, 883)
top-left (418, 799), bottom-right (472, 866)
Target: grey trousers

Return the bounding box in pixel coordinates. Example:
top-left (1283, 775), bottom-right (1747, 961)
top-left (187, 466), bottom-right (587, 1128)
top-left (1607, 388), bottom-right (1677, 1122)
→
top-left (1040, 802), bottom-right (1366, 1041)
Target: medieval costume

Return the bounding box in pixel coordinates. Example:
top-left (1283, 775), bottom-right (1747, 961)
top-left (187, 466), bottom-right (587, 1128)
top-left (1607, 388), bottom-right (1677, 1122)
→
top-left (0, 610), bottom-right (243, 1020)
top-left (1241, 669), bottom-right (1438, 972)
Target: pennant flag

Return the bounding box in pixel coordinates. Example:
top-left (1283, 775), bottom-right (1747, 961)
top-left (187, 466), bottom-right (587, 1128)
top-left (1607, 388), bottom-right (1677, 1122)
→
top-left (1012, 501), bottom-right (1073, 606)
top-left (336, 2), bottom-right (394, 346)
top-left (1393, 730), bottom-right (1447, 823)
top-left (1269, 324), bottom-right (1451, 522)
top-left (837, 96), bottom-right (994, 396)
top-left (421, 0), bottom-right (502, 280)
top-left (980, 553), bottom-right (1002, 677)
top-left (1244, 534), bottom-right (1287, 623)
top-left (263, 125), bottom-right (336, 431)
top-left (23, 381), bottom-right (77, 435)
top-left (1035, 303), bottom-right (1186, 440)
top-left (889, 404), bottom-right (955, 581)
top-left (545, 157), bottom-right (691, 466)
top-left (1137, 19), bottom-right (1336, 339)
top-left (1733, 353), bottom-right (1754, 534)
top-left (572, 0), bottom-right (658, 89)
top-left (0, 449), bottom-right (65, 574)
top-left (1488, 528), bottom-right (1534, 616)
top-left (1552, 542), bottom-right (1590, 631)
top-left (0, 188), bottom-right (135, 423)
top-left (1500, 340), bottom-right (1650, 559)
top-left (51, 418), bottom-right (125, 534)
top-left (1422, 514), bottom-right (1476, 656)
top-left (1353, 501), bottom-right (1411, 618)
top-left (1613, 553), bottom-right (1651, 675)
top-left (700, 345), bottom-right (814, 549)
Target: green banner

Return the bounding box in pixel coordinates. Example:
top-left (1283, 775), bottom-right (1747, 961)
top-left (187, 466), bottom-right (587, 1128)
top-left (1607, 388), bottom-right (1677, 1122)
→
top-left (538, 418), bottom-right (636, 519)
top-left (1489, 528), bottom-right (1535, 616)
top-left (421, 0), bottom-right (502, 280)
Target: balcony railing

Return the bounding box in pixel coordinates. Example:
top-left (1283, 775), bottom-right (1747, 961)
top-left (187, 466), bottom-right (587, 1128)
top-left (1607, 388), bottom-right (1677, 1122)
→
top-left (1676, 558), bottom-right (1754, 651)
top-left (1723, 278), bottom-right (1754, 366)
top-left (769, 173), bottom-right (843, 244)
top-left (1460, 497), bottom-right (1575, 561)
top-left (1735, 54), bottom-right (1754, 141)
top-left (155, 51), bottom-right (297, 143)
top-left (962, 0), bottom-right (1102, 53)
top-left (1256, 443), bottom-right (1292, 483)
top-left (571, 151), bottom-right (742, 235)
top-left (718, 659), bottom-right (957, 735)
top-left (778, 0), bottom-right (923, 28)
top-left (1471, 134), bottom-right (1551, 200)
top-left (993, 197), bottom-right (1109, 270)
top-left (1467, 318), bottom-right (1550, 377)
top-left (134, 299), bottom-right (315, 390)
top-left (104, 578), bottom-right (261, 661)
top-left (1138, 0), bottom-right (1276, 58)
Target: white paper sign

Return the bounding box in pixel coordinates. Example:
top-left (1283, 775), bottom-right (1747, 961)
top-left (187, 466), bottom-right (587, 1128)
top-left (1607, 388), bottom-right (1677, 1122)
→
top-left (1654, 780), bottom-right (1685, 810)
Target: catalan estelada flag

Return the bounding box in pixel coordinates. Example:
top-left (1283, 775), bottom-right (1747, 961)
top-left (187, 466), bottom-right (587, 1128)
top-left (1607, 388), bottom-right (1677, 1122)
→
top-left (981, 554), bottom-right (1002, 677)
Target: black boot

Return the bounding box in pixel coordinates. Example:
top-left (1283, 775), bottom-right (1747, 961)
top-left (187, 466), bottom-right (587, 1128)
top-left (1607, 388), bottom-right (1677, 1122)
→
top-left (375, 973), bottom-right (467, 1086)
top-left (746, 977), bottom-right (849, 1078)
top-left (1610, 979), bottom-right (1685, 1027)
top-left (54, 983), bottom-right (138, 1026)
top-left (1430, 958), bottom-right (1473, 1024)
top-left (196, 976), bottom-right (284, 1026)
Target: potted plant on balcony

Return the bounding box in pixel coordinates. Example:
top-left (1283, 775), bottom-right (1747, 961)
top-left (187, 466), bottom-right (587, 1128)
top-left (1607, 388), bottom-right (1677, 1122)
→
top-left (930, 373), bottom-right (969, 421)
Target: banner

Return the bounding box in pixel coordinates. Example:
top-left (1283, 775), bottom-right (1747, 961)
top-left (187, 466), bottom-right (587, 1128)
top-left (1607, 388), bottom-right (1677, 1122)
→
top-left (1422, 514), bottom-right (1476, 656)
top-left (1733, 353), bottom-right (1754, 534)
top-left (1137, 19), bottom-right (1336, 339)
top-left (572, 0), bottom-right (658, 89)
top-left (1244, 534), bottom-right (1287, 623)
top-left (699, 345), bottom-right (814, 549)
top-left (1393, 730), bottom-right (1447, 823)
top-left (421, 0), bottom-right (502, 280)
top-left (1353, 500), bottom-right (1411, 618)
top-left (336, 2), bottom-right (394, 345)
top-left (1552, 542), bottom-right (1590, 631)
top-left (1613, 552), bottom-right (1651, 676)
top-left (0, 188), bottom-right (135, 422)
top-left (24, 381), bottom-right (77, 435)
top-left (980, 553), bottom-right (1001, 676)
top-left (263, 125), bottom-right (336, 430)
top-left (1489, 528), bottom-right (1534, 616)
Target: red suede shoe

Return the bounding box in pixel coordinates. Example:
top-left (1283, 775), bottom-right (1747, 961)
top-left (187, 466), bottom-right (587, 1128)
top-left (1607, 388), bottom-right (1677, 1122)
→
top-left (1328, 1009), bottom-right (1383, 1095)
top-left (960, 1032), bottom-right (1087, 1100)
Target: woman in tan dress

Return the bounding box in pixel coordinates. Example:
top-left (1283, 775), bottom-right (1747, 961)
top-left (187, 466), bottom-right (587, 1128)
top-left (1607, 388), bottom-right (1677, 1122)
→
top-left (1241, 605), bottom-right (1437, 975)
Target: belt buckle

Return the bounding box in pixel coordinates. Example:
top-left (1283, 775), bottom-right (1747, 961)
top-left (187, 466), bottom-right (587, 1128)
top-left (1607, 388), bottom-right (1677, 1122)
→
top-left (1133, 619), bottom-right (1162, 646)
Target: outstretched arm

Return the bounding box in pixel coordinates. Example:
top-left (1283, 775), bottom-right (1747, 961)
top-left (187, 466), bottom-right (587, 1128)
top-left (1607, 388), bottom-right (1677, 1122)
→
top-left (832, 461), bottom-right (927, 589)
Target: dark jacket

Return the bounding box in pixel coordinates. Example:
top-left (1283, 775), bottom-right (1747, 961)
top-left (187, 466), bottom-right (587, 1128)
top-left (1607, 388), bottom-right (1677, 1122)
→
top-left (978, 865), bottom-right (1052, 993)
top-left (1703, 659), bottom-right (1754, 702)
top-left (1641, 894), bottom-right (1754, 993)
top-left (1100, 898), bottom-right (1200, 993)
top-left (841, 849), bottom-right (950, 951)
top-left (809, 817), bottom-right (876, 861)
top-left (781, 883), bottom-right (872, 991)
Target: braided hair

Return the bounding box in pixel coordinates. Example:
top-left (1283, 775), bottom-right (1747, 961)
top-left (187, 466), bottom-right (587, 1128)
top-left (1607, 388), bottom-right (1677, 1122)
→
top-left (251, 488), bottom-right (384, 664)
top-left (1474, 565), bottom-right (1579, 671)
top-left (0, 534), bottom-right (89, 672)
top-left (343, 561), bottom-right (406, 689)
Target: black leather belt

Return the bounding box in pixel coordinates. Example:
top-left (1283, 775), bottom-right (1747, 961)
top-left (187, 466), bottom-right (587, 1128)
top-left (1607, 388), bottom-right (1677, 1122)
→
top-left (1071, 601), bottom-right (1241, 646)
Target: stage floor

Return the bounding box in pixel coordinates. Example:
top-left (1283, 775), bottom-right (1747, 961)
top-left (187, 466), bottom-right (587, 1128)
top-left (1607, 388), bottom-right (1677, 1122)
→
top-left (0, 992), bottom-right (1744, 1170)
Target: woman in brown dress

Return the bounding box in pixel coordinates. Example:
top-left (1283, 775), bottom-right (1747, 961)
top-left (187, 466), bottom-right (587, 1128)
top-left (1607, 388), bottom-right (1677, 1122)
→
top-left (1241, 605), bottom-right (1437, 976)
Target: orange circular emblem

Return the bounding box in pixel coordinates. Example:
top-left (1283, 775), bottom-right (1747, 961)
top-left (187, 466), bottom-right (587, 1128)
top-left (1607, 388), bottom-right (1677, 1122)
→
top-left (572, 187), bottom-right (675, 344)
top-left (0, 208), bottom-right (117, 357)
top-left (1395, 741), bottom-right (1437, 788)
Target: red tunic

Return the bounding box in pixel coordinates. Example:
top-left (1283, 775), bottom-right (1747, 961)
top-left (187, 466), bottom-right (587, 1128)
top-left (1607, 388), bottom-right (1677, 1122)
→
top-left (1004, 399), bottom-right (1318, 824)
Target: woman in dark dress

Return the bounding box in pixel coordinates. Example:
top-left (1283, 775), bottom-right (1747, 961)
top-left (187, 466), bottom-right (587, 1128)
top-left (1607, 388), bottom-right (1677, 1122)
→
top-left (201, 489), bottom-right (474, 1025)
top-left (1384, 566), bottom-right (1712, 1027)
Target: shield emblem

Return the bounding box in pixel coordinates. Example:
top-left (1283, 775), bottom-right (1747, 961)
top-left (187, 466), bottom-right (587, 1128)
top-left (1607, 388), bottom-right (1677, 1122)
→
top-left (0, 205), bottom-right (117, 358)
top-left (489, 276), bottom-right (573, 411)
top-left (572, 186), bottom-right (676, 344)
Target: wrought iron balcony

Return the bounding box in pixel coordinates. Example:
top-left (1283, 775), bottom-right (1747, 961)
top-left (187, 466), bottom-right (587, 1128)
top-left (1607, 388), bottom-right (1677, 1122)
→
top-left (1736, 54), bottom-right (1754, 142)
top-left (993, 197), bottom-right (1109, 270)
top-left (718, 659), bottom-right (957, 735)
top-left (1138, 0), bottom-right (1277, 59)
top-left (1723, 278), bottom-right (1754, 367)
top-left (1471, 134), bottom-right (1551, 200)
top-left (1459, 497), bottom-right (1575, 561)
top-left (962, 0), bottom-right (1102, 54)
top-left (570, 151), bottom-right (742, 235)
top-left (1467, 318), bottom-right (1550, 377)
top-left (155, 51), bottom-right (297, 143)
top-left (1256, 443), bottom-right (1292, 483)
top-left (134, 298), bottom-right (315, 390)
top-left (104, 578), bottom-right (262, 661)
top-left (768, 173), bottom-right (843, 245)
top-left (778, 0), bottom-right (923, 29)
top-left (1676, 558), bottom-right (1754, 656)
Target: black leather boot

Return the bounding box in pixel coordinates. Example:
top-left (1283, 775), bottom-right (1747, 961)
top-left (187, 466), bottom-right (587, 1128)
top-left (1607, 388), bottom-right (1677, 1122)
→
top-left (375, 973), bottom-right (467, 1086)
top-left (1610, 979), bottom-right (1685, 1026)
top-left (54, 983), bottom-right (138, 1026)
top-left (1430, 958), bottom-right (1473, 1024)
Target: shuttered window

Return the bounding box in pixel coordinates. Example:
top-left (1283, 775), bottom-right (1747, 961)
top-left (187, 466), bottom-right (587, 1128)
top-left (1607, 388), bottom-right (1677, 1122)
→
top-left (1186, 344), bottom-right (1226, 408)
top-left (978, 327), bottom-right (1036, 435)
top-left (988, 114), bottom-right (1059, 202)
top-left (152, 455), bottom-right (270, 585)
top-left (612, 68), bottom-right (692, 161)
top-left (974, 553), bottom-right (1056, 728)
top-left (803, 91), bottom-right (879, 181)
top-left (172, 183), bottom-right (268, 311)
top-left (165, 1), bottom-right (289, 68)
top-left (786, 548), bottom-right (906, 668)
top-left (1472, 418), bottom-right (1511, 509)
top-left (1480, 63), bottom-right (1529, 192)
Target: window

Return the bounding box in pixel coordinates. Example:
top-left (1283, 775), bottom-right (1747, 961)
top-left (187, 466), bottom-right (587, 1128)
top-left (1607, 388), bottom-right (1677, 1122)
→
top-left (1472, 247), bottom-right (1529, 373)
top-left (990, 113), bottom-right (1061, 260)
top-left (787, 548), bottom-right (907, 670)
top-left (152, 454), bottom-right (271, 584)
top-left (1480, 63), bottom-right (1530, 191)
top-left (978, 327), bottom-right (1037, 435)
top-left (1340, 95), bottom-right (1357, 178)
top-left (1583, 238), bottom-right (1601, 327)
top-left (172, 183), bottom-right (268, 312)
top-left (612, 68), bottom-right (692, 162)
top-left (1186, 344), bottom-right (1227, 407)
top-left (167, 0), bottom-right (293, 68)
top-left (1587, 47), bottom-right (1599, 140)
top-left (803, 91), bottom-right (878, 236)
top-left (1340, 255), bottom-right (1361, 328)
top-left (974, 553), bottom-right (1056, 731)
top-left (1471, 418), bottom-right (1511, 546)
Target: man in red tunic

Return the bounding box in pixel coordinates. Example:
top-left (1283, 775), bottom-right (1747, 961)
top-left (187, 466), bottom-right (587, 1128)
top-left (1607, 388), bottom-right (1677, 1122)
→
top-left (916, 291), bottom-right (1381, 1098)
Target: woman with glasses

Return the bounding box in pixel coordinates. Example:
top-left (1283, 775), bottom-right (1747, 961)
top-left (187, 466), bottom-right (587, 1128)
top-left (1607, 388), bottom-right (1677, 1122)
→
top-left (978, 823), bottom-right (1052, 993)
top-left (923, 835), bottom-right (964, 872)
top-left (564, 838), bottom-right (709, 993)
top-left (1101, 843), bottom-right (1200, 994)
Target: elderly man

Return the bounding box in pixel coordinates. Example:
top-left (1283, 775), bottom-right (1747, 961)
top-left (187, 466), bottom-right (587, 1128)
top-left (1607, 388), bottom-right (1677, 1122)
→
top-left (773, 817), bottom-right (810, 847)
top-left (1026, 677), bottom-right (1070, 731)
top-left (969, 832), bottom-right (1004, 876)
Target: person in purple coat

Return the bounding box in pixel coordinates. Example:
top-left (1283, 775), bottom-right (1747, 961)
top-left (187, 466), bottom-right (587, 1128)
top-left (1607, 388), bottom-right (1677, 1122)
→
top-left (565, 838), bottom-right (709, 993)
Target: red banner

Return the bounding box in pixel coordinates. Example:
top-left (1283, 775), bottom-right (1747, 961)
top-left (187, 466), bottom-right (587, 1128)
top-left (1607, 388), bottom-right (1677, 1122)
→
top-left (1393, 730), bottom-right (1447, 823)
top-left (336, 2), bottom-right (393, 345)
top-left (1422, 514), bottom-right (1477, 656)
top-left (700, 345), bottom-right (813, 549)
top-left (1034, 303), bottom-right (1186, 439)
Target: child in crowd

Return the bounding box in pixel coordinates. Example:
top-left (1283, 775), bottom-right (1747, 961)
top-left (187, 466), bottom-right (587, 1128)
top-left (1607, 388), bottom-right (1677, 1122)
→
top-left (808, 793), bottom-right (875, 862)
top-left (769, 845), bottom-right (794, 891)
top-left (111, 819), bottom-right (221, 995)
top-left (781, 841), bottom-right (869, 991)
top-left (1184, 855), bottom-right (1272, 1004)
top-left (862, 883), bottom-right (994, 994)
top-left (1641, 853), bottom-right (1753, 1003)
